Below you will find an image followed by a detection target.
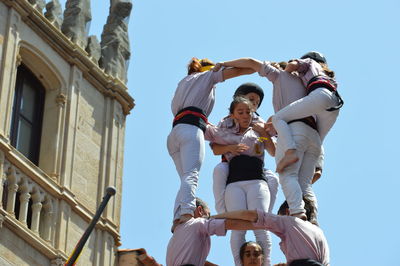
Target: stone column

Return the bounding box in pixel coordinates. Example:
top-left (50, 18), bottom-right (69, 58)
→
top-left (6, 170), bottom-right (18, 215)
top-left (42, 201), bottom-right (53, 241)
top-left (18, 190), bottom-right (30, 226)
top-left (0, 150), bottom-right (4, 208)
top-left (30, 191), bottom-right (42, 234)
top-left (0, 9), bottom-right (21, 139)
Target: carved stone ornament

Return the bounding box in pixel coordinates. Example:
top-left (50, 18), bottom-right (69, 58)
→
top-left (55, 93), bottom-right (67, 107)
top-left (28, 0), bottom-right (46, 13)
top-left (45, 0), bottom-right (63, 29)
top-left (86, 35), bottom-right (101, 64)
top-left (16, 53), bottom-right (22, 67)
top-left (61, 0), bottom-right (92, 48)
top-left (100, 0), bottom-right (132, 83)
top-left (50, 256), bottom-right (65, 266)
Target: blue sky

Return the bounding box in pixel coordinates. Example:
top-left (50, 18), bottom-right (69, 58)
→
top-left (61, 0), bottom-right (400, 265)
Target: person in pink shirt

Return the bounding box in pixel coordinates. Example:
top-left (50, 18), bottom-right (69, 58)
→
top-left (166, 197), bottom-right (226, 266)
top-left (205, 97), bottom-right (275, 266)
top-left (211, 198), bottom-right (330, 266)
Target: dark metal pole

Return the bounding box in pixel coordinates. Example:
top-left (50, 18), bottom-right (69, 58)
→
top-left (65, 186), bottom-right (116, 266)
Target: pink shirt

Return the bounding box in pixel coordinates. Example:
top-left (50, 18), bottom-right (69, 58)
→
top-left (204, 124), bottom-right (265, 162)
top-left (216, 113), bottom-right (265, 129)
top-left (166, 218), bottom-right (226, 266)
top-left (253, 209), bottom-right (330, 265)
top-left (295, 58), bottom-right (328, 88)
top-left (258, 61), bottom-right (306, 113)
top-left (171, 70), bottom-right (224, 116)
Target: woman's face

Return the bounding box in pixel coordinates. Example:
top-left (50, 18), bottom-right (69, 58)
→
top-left (241, 243), bottom-right (264, 266)
top-left (231, 102), bottom-right (252, 130)
top-left (243, 92), bottom-right (260, 111)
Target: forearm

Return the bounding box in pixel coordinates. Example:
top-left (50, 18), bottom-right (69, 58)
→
top-left (221, 58), bottom-right (262, 72)
top-left (204, 261), bottom-right (218, 266)
top-left (285, 61), bottom-right (299, 72)
top-left (222, 67), bottom-right (255, 80)
top-left (211, 210), bottom-right (258, 222)
top-left (211, 143), bottom-right (230, 155)
top-left (225, 219), bottom-right (258, 231)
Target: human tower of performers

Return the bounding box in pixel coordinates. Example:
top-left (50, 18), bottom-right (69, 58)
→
top-left (164, 51), bottom-right (343, 266)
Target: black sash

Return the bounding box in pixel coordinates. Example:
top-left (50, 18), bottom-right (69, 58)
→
top-left (227, 155), bottom-right (265, 185)
top-left (173, 106), bottom-right (208, 133)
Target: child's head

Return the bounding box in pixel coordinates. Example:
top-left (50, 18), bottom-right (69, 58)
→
top-left (187, 58), bottom-right (215, 75)
top-left (301, 51), bottom-right (327, 64)
top-left (300, 51), bottom-right (335, 78)
top-left (233, 83), bottom-right (264, 111)
top-left (239, 241), bottom-right (264, 266)
top-left (229, 97), bottom-right (254, 130)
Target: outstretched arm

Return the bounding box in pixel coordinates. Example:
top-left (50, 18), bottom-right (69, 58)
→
top-left (285, 60), bottom-right (299, 72)
top-left (211, 210), bottom-right (258, 222)
top-left (218, 58), bottom-right (263, 72)
top-left (225, 219), bottom-right (259, 230)
top-left (222, 67), bottom-right (255, 81)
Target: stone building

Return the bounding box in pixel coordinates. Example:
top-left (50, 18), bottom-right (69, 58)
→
top-left (0, 0), bottom-right (134, 265)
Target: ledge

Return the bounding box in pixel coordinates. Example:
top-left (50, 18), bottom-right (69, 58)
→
top-left (0, 138), bottom-right (121, 245)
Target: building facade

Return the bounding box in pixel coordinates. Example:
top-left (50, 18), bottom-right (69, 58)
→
top-left (0, 0), bottom-right (134, 265)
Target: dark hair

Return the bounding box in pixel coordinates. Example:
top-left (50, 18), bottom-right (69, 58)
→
top-left (277, 198), bottom-right (316, 223)
top-left (187, 58), bottom-right (215, 75)
top-left (229, 96), bottom-right (254, 114)
top-left (289, 259), bottom-right (323, 266)
top-left (239, 241), bottom-right (264, 263)
top-left (195, 197), bottom-right (209, 212)
top-left (233, 83), bottom-right (264, 107)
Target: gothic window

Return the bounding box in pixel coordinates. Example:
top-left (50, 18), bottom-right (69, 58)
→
top-left (10, 64), bottom-right (45, 165)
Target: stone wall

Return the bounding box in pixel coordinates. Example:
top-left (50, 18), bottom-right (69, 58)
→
top-left (0, 0), bottom-right (134, 265)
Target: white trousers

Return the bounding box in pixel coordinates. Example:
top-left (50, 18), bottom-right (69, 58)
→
top-left (213, 163), bottom-right (278, 214)
top-left (225, 180), bottom-right (272, 266)
top-left (275, 122), bottom-right (322, 215)
top-left (272, 87), bottom-right (340, 151)
top-left (167, 124), bottom-right (205, 220)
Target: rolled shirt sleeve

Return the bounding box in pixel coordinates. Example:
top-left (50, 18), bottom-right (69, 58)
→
top-left (258, 61), bottom-right (280, 82)
top-left (205, 218), bottom-right (227, 236)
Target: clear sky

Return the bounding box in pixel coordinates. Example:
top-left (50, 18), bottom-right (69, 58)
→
top-left (61, 0), bottom-right (400, 265)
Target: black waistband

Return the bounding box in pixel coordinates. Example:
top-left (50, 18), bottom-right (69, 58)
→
top-left (227, 155), bottom-right (265, 185)
top-left (173, 106), bottom-right (208, 133)
top-left (289, 259), bottom-right (323, 266)
top-left (288, 116), bottom-right (318, 132)
top-left (306, 76), bottom-right (344, 112)
top-left (306, 76), bottom-right (337, 94)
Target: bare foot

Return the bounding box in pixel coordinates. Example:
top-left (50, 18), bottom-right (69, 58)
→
top-left (276, 149), bottom-right (299, 173)
top-left (291, 212), bottom-right (307, 221)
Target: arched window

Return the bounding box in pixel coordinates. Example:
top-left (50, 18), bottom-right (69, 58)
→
top-left (10, 64), bottom-right (45, 165)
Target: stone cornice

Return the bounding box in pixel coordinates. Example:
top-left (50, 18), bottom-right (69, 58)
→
top-left (0, 138), bottom-right (121, 245)
top-left (2, 0), bottom-right (135, 116)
